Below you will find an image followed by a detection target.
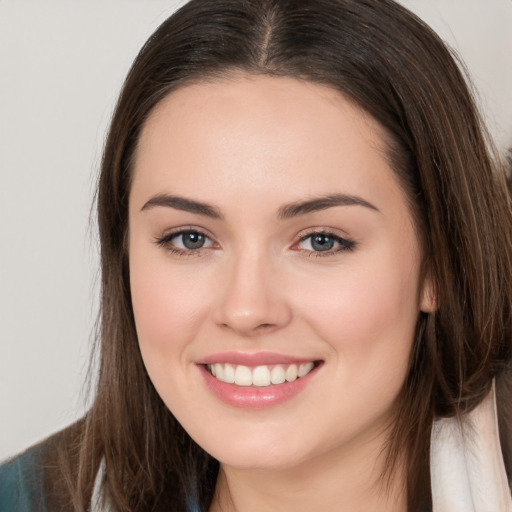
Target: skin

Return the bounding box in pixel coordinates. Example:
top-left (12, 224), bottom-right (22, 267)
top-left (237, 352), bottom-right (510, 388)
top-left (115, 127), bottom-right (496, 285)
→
top-left (128, 74), bottom-right (434, 511)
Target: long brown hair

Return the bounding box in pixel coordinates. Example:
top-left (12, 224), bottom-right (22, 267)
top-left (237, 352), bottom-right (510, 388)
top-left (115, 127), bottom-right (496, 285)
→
top-left (64, 1), bottom-right (512, 510)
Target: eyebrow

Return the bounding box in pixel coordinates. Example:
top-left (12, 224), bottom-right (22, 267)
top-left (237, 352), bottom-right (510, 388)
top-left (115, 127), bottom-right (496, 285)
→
top-left (141, 194), bottom-right (223, 219)
top-left (278, 194), bottom-right (379, 219)
top-left (140, 192), bottom-right (379, 220)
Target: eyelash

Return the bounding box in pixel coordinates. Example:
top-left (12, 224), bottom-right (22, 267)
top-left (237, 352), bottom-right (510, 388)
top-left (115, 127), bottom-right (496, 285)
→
top-left (295, 230), bottom-right (356, 258)
top-left (154, 228), bottom-right (356, 258)
top-left (154, 228), bottom-right (215, 257)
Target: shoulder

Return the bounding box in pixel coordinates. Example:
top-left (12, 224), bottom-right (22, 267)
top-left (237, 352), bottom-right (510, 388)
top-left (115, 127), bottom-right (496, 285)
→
top-left (0, 420), bottom-right (85, 512)
top-left (0, 443), bottom-right (46, 512)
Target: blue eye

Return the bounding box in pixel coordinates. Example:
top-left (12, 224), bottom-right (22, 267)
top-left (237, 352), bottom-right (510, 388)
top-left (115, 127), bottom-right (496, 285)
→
top-left (309, 234), bottom-right (335, 251)
top-left (176, 231), bottom-right (208, 249)
top-left (297, 232), bottom-right (355, 254)
top-left (156, 230), bottom-right (214, 253)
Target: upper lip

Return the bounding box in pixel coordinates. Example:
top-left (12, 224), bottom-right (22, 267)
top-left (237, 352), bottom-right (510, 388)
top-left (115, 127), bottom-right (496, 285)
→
top-left (195, 351), bottom-right (320, 366)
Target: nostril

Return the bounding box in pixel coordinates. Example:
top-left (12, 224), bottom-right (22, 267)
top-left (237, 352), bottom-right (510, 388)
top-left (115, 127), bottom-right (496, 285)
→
top-left (218, 321), bottom-right (279, 337)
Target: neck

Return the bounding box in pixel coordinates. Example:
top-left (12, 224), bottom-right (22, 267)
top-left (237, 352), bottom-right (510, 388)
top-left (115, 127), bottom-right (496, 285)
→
top-left (209, 434), bottom-right (407, 512)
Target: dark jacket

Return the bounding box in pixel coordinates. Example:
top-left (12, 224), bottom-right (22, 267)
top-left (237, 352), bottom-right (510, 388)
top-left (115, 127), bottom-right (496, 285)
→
top-left (0, 422), bottom-right (85, 512)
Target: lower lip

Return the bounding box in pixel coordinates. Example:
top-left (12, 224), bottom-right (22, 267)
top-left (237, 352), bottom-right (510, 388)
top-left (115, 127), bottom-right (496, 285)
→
top-left (198, 364), bottom-right (319, 409)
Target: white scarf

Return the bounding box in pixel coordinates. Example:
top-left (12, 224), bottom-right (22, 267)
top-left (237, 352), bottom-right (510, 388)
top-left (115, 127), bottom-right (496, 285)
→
top-left (91, 458), bottom-right (105, 512)
top-left (430, 381), bottom-right (512, 511)
top-left (91, 383), bottom-right (512, 511)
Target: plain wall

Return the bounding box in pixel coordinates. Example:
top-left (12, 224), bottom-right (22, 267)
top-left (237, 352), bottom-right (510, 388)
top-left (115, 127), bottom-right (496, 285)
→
top-left (1, 0), bottom-right (511, 461)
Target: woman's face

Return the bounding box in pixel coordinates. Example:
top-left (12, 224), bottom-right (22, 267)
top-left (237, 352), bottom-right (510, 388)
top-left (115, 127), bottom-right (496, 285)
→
top-left (128, 75), bottom-right (433, 471)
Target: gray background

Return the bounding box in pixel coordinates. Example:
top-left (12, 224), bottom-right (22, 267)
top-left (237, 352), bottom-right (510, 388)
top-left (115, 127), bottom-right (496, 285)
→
top-left (1, 0), bottom-right (511, 460)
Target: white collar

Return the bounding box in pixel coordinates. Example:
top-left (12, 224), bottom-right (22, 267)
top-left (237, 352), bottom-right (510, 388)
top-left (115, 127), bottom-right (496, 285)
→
top-left (91, 458), bottom-right (105, 512)
top-left (430, 380), bottom-right (512, 511)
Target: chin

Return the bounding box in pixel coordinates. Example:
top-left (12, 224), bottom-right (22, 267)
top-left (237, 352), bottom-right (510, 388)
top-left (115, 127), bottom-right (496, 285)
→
top-left (193, 428), bottom-right (314, 471)
top-left (215, 449), bottom-right (306, 472)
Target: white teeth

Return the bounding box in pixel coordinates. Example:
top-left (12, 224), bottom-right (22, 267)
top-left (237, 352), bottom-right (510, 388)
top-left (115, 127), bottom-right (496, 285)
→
top-left (298, 362), bottom-right (314, 377)
top-left (214, 363), bottom-right (224, 381)
top-left (252, 366), bottom-right (271, 386)
top-left (223, 364), bottom-right (235, 383)
top-left (271, 365), bottom-right (286, 384)
top-left (234, 365), bottom-right (253, 386)
top-left (285, 364), bottom-right (298, 382)
top-left (207, 362), bottom-right (316, 387)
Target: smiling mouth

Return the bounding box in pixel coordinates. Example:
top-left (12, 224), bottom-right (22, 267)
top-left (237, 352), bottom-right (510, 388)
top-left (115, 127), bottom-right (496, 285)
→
top-left (205, 362), bottom-right (317, 387)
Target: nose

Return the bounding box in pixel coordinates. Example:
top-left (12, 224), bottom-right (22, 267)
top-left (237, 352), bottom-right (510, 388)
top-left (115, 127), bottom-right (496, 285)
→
top-left (214, 249), bottom-right (292, 337)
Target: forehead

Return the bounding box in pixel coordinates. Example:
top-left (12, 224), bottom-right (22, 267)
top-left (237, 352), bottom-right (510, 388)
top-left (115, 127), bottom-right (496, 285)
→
top-left (131, 74), bottom-right (406, 217)
top-left (139, 74), bottom-right (386, 154)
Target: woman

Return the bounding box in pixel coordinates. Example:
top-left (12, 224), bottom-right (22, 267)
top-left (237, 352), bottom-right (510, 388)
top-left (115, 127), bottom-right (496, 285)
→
top-left (1, 0), bottom-right (512, 510)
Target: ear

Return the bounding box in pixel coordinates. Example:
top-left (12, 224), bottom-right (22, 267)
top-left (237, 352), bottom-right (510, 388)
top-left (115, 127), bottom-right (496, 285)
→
top-left (420, 269), bottom-right (437, 313)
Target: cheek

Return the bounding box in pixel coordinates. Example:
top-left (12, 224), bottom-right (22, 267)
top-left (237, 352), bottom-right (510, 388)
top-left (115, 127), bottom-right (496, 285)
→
top-left (129, 245), bottom-right (213, 368)
top-left (129, 251), bottom-right (218, 418)
top-left (295, 252), bottom-right (420, 378)
top-left (286, 257), bottom-right (421, 446)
